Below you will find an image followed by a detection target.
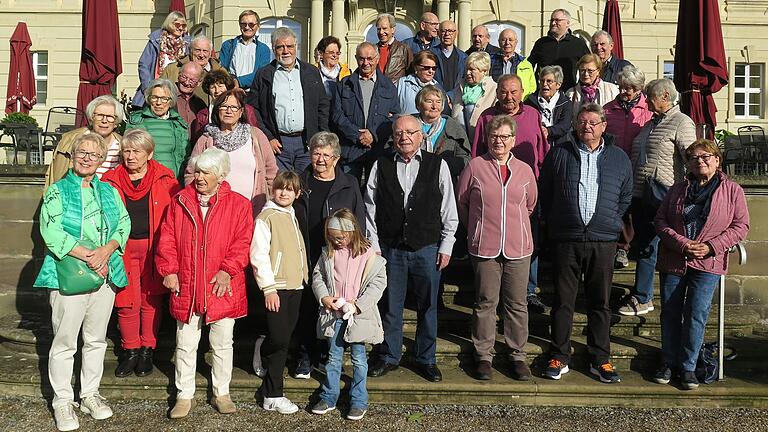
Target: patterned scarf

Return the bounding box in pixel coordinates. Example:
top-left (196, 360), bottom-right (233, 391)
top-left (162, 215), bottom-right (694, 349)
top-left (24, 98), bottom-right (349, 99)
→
top-left (204, 122), bottom-right (251, 152)
top-left (156, 30), bottom-right (188, 78)
top-left (617, 93), bottom-right (641, 112)
top-left (581, 78), bottom-right (602, 104)
top-left (683, 174), bottom-right (721, 240)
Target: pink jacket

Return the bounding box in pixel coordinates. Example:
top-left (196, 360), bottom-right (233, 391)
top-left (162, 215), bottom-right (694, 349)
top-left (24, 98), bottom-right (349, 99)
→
top-left (655, 171), bottom-right (749, 276)
top-left (604, 93), bottom-right (653, 155)
top-left (185, 125), bottom-right (278, 215)
top-left (457, 153), bottom-right (537, 259)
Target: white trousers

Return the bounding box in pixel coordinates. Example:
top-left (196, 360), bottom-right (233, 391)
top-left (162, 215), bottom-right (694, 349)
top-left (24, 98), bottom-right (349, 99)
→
top-left (48, 283), bottom-right (116, 408)
top-left (174, 313), bottom-right (234, 399)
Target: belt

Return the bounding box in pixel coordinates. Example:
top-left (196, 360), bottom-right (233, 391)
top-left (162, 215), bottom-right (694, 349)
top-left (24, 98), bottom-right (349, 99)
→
top-left (280, 131), bottom-right (304, 137)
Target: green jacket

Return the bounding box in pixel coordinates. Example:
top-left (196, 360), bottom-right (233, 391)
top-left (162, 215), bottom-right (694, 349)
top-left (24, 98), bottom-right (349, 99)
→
top-left (126, 106), bottom-right (189, 179)
top-left (34, 170), bottom-right (130, 289)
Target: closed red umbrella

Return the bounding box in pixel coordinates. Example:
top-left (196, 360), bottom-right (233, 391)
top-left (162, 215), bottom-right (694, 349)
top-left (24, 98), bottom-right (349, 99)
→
top-left (601, 0), bottom-right (624, 59)
top-left (169, 0), bottom-right (186, 16)
top-left (5, 22), bottom-right (36, 114)
top-left (673, 0), bottom-right (728, 133)
top-left (75, 0), bottom-right (122, 127)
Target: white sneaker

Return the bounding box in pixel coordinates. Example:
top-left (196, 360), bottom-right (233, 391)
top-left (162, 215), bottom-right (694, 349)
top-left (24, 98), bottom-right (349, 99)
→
top-left (79, 394), bottom-right (113, 420)
top-left (53, 402), bottom-right (79, 432)
top-left (263, 396), bottom-right (299, 414)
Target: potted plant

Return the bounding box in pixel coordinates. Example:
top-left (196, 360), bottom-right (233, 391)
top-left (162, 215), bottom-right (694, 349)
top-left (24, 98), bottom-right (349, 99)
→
top-left (1, 112), bottom-right (41, 164)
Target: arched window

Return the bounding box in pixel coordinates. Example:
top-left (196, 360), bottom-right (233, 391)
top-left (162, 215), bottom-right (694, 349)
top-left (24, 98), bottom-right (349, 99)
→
top-left (259, 18), bottom-right (303, 60)
top-left (190, 23), bottom-right (209, 38)
top-left (363, 20), bottom-right (414, 44)
top-left (482, 22), bottom-right (526, 53)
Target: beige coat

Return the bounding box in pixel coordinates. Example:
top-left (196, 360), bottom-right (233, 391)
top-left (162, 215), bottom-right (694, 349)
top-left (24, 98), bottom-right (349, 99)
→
top-left (43, 127), bottom-right (121, 192)
top-left (565, 80), bottom-right (620, 113)
top-left (450, 77), bottom-right (498, 140)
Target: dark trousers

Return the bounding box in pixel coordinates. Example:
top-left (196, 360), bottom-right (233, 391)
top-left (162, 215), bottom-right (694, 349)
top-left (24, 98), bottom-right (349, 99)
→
top-left (262, 290), bottom-right (302, 398)
top-left (276, 134), bottom-right (311, 173)
top-left (549, 241), bottom-right (615, 364)
top-left (294, 287), bottom-right (320, 364)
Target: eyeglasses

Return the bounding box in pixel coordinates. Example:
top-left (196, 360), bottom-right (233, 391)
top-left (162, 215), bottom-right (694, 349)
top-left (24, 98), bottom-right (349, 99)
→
top-left (74, 150), bottom-right (103, 160)
top-left (178, 74), bottom-right (200, 85)
top-left (424, 21), bottom-right (440, 27)
top-left (311, 152), bottom-right (337, 160)
top-left (274, 44), bottom-right (296, 51)
top-left (218, 104), bottom-right (242, 112)
top-left (418, 65), bottom-right (438, 71)
top-left (324, 51), bottom-right (341, 57)
top-left (689, 153), bottom-right (715, 162)
top-left (550, 18), bottom-right (568, 23)
top-left (576, 120), bottom-right (605, 128)
top-left (394, 130), bottom-right (421, 139)
top-left (440, 29), bottom-right (457, 34)
top-left (173, 22), bottom-right (187, 30)
top-left (149, 95), bottom-right (173, 103)
top-left (489, 134), bottom-right (513, 143)
top-left (579, 68), bottom-right (598, 75)
top-left (356, 56), bottom-right (377, 63)
top-left (93, 113), bottom-right (117, 123)
top-left (239, 22), bottom-right (258, 29)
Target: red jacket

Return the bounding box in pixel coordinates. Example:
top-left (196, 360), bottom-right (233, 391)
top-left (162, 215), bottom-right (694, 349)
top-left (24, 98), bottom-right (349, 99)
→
top-left (156, 181), bottom-right (253, 324)
top-left (604, 93), bottom-right (653, 155)
top-left (102, 161), bottom-right (181, 307)
top-left (655, 171), bottom-right (749, 276)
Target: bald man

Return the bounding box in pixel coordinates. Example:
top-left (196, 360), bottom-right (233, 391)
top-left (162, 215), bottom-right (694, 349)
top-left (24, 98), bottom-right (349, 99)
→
top-left (161, 35), bottom-right (225, 103)
top-left (173, 61), bottom-right (207, 127)
top-left (402, 12), bottom-right (441, 53)
top-left (466, 25), bottom-right (501, 55)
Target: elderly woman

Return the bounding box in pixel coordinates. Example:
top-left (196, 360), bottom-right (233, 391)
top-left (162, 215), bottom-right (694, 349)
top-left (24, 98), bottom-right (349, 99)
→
top-left (44, 95), bottom-right (125, 190)
top-left (603, 66), bottom-right (654, 268)
top-left (653, 140), bottom-right (749, 389)
top-left (397, 50), bottom-right (443, 115)
top-left (566, 54), bottom-right (619, 111)
top-left (101, 129), bottom-right (180, 379)
top-left (156, 147), bottom-right (253, 418)
top-left (450, 52), bottom-right (498, 141)
top-left (315, 36), bottom-right (351, 97)
top-left (416, 85), bottom-right (471, 180)
top-left (617, 78), bottom-right (697, 317)
top-left (456, 115), bottom-right (537, 381)
top-left (191, 70), bottom-right (260, 142)
top-left (186, 88), bottom-right (277, 213)
top-left (524, 65), bottom-right (573, 145)
top-left (34, 133), bottom-right (130, 431)
top-left (132, 11), bottom-right (190, 108)
top-left (291, 131), bottom-right (366, 378)
top-left (126, 78), bottom-right (189, 179)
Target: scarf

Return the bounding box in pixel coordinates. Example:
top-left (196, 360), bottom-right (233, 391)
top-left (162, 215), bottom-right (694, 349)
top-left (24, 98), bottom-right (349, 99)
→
top-left (320, 62), bottom-right (341, 81)
top-left (537, 92), bottom-right (560, 127)
top-left (683, 174), bottom-right (721, 241)
top-left (107, 160), bottom-right (161, 201)
top-left (581, 78), bottom-right (602, 104)
top-left (617, 93), bottom-right (641, 112)
top-left (462, 78), bottom-right (485, 105)
top-left (156, 30), bottom-right (187, 78)
top-left (205, 122), bottom-right (251, 152)
top-left (419, 116), bottom-right (446, 152)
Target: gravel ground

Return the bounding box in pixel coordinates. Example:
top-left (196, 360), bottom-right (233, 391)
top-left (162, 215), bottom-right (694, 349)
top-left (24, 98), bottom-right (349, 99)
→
top-left (1, 396), bottom-right (767, 432)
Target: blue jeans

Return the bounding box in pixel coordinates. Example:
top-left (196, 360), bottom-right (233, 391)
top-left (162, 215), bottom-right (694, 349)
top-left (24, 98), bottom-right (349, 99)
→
top-left (379, 244), bottom-right (441, 365)
top-left (276, 135), bottom-right (310, 173)
top-left (319, 319), bottom-right (368, 409)
top-left (660, 269), bottom-right (720, 371)
top-left (527, 256), bottom-right (538, 296)
top-left (631, 199), bottom-right (659, 304)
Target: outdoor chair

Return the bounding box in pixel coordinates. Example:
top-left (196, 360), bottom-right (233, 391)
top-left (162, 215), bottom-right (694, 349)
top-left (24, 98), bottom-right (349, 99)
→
top-left (737, 125), bottom-right (766, 175)
top-left (41, 106), bottom-right (87, 153)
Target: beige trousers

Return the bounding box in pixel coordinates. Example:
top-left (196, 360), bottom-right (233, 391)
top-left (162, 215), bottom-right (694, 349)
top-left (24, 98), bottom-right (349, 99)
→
top-left (174, 313), bottom-right (234, 399)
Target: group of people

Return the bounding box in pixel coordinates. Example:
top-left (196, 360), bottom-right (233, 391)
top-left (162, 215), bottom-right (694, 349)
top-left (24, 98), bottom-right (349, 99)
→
top-left (35, 7), bottom-right (750, 432)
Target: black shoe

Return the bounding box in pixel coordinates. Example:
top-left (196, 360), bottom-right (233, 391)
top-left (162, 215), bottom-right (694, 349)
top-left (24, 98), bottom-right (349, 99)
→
top-left (510, 360), bottom-right (532, 381)
top-left (368, 359), bottom-right (398, 377)
top-left (115, 348), bottom-right (139, 378)
top-left (417, 363), bottom-right (443, 382)
top-left (135, 347), bottom-right (154, 377)
top-left (475, 360), bottom-right (492, 380)
top-left (527, 294), bottom-right (546, 314)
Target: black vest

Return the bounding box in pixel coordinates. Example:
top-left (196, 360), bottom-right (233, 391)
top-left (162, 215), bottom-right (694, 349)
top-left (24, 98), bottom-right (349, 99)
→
top-left (375, 152), bottom-right (443, 250)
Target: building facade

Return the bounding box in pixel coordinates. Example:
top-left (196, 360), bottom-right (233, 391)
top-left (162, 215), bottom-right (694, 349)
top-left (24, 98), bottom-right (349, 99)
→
top-left (1, 0), bottom-right (767, 134)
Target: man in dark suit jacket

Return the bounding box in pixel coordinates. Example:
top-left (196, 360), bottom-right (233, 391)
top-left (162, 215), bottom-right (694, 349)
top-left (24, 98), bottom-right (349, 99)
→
top-left (430, 20), bottom-right (468, 92)
top-left (331, 42), bottom-right (400, 180)
top-left (465, 25), bottom-right (501, 56)
top-left (247, 27), bottom-right (329, 172)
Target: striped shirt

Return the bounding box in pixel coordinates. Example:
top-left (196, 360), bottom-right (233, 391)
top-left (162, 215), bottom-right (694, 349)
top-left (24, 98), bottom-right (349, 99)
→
top-left (577, 140), bottom-right (604, 225)
top-left (96, 136), bottom-right (121, 178)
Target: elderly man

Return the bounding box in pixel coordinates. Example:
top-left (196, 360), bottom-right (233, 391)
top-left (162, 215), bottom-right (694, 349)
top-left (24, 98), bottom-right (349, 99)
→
top-left (429, 20), bottom-right (468, 92)
top-left (528, 9), bottom-right (590, 90)
top-left (219, 9), bottom-right (271, 89)
top-left (248, 27), bottom-right (329, 172)
top-left (489, 29), bottom-right (536, 100)
top-left (591, 30), bottom-right (633, 85)
top-left (539, 103), bottom-right (632, 384)
top-left (161, 35), bottom-right (225, 104)
top-left (402, 12), bottom-right (441, 54)
top-left (170, 62), bottom-right (206, 127)
top-left (376, 14), bottom-right (413, 84)
top-left (466, 25), bottom-right (501, 55)
top-left (365, 115), bottom-right (458, 383)
top-left (331, 42), bottom-right (400, 180)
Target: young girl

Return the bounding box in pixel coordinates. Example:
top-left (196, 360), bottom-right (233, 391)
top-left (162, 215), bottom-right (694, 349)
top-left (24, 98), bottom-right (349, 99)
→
top-left (309, 208), bottom-right (387, 421)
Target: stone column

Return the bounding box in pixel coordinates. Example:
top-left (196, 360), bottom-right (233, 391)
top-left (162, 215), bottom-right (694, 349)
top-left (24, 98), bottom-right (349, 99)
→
top-left (310, 0), bottom-right (324, 60)
top-left (457, 0), bottom-right (471, 51)
top-left (331, 0), bottom-right (347, 43)
top-left (437, 0), bottom-right (450, 21)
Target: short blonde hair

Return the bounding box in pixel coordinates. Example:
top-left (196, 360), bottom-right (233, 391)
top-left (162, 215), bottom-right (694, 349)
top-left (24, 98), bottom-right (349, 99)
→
top-left (72, 133), bottom-right (107, 164)
top-left (162, 11), bottom-right (187, 33)
top-left (577, 53), bottom-right (603, 72)
top-left (120, 129), bottom-right (155, 154)
top-left (324, 208), bottom-right (371, 258)
top-left (466, 51), bottom-right (491, 74)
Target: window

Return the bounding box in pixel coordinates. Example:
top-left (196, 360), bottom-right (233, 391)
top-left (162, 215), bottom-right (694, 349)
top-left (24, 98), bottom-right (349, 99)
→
top-left (734, 63), bottom-right (763, 119)
top-left (663, 61), bottom-right (674, 80)
top-left (364, 21), bottom-right (414, 44)
top-left (483, 22), bottom-right (526, 53)
top-left (32, 51), bottom-right (48, 105)
top-left (190, 23), bottom-right (209, 38)
top-left (258, 18), bottom-right (303, 61)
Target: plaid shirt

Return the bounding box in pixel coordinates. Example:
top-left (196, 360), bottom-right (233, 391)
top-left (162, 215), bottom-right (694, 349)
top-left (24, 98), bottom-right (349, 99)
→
top-left (577, 140), bottom-right (605, 225)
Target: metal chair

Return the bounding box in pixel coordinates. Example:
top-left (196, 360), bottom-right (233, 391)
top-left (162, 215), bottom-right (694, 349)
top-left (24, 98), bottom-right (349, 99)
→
top-left (0, 124), bottom-right (42, 164)
top-left (721, 136), bottom-right (746, 175)
top-left (41, 106), bottom-right (87, 153)
top-left (737, 125), bottom-right (766, 174)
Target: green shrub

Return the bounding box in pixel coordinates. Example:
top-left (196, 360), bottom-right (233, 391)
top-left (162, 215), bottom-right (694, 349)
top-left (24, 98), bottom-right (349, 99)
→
top-left (1, 112), bottom-right (38, 127)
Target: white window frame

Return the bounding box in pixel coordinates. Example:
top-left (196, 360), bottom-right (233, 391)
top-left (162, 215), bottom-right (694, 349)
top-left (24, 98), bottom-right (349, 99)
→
top-left (32, 51), bottom-right (48, 105)
top-left (734, 62), bottom-right (763, 119)
top-left (663, 61), bottom-right (674, 81)
top-left (259, 18), bottom-right (303, 61)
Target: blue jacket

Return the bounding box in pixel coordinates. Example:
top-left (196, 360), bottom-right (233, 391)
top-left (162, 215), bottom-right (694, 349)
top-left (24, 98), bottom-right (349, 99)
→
top-left (539, 132), bottom-right (632, 242)
top-left (218, 36), bottom-right (271, 88)
top-left (331, 69), bottom-right (400, 163)
top-left (430, 45), bottom-right (468, 92)
top-left (402, 34), bottom-right (440, 54)
top-left (132, 29), bottom-right (191, 107)
top-left (602, 57), bottom-right (633, 85)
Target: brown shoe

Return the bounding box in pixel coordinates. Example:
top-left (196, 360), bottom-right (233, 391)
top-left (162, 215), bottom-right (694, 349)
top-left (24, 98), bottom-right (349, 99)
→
top-left (510, 360), bottom-right (532, 381)
top-left (475, 360), bottom-right (492, 380)
top-left (212, 394), bottom-right (237, 414)
top-left (169, 398), bottom-right (196, 419)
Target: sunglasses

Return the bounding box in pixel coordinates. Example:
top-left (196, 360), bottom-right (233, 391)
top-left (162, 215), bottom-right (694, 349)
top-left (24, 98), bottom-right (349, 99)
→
top-left (239, 22), bottom-right (258, 29)
top-left (173, 22), bottom-right (187, 30)
top-left (419, 65), bottom-right (438, 71)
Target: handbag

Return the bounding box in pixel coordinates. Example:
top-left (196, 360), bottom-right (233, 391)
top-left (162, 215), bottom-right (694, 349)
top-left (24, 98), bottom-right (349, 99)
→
top-left (642, 176), bottom-right (669, 210)
top-left (55, 238), bottom-right (105, 295)
top-left (695, 342), bottom-right (737, 384)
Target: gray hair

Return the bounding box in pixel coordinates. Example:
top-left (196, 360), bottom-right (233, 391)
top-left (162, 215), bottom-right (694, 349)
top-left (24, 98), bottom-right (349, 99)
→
top-left (271, 27), bottom-right (297, 46)
top-left (189, 147), bottom-right (231, 178)
top-left (86, 95), bottom-right (125, 124)
top-left (575, 102), bottom-right (607, 124)
top-left (377, 14), bottom-right (396, 28)
top-left (591, 30), bottom-right (613, 45)
top-left (415, 85), bottom-right (445, 109)
top-left (645, 78), bottom-right (679, 104)
top-left (144, 78), bottom-right (178, 108)
top-left (539, 65), bottom-right (564, 85)
top-left (120, 129), bottom-right (155, 154)
top-left (487, 115), bottom-right (517, 138)
top-left (72, 133), bottom-right (107, 164)
top-left (191, 34), bottom-right (213, 51)
top-left (466, 51), bottom-right (491, 74)
top-left (552, 8), bottom-right (572, 22)
top-left (356, 41), bottom-right (379, 58)
top-left (162, 11), bottom-right (187, 33)
top-left (617, 66), bottom-right (645, 91)
top-left (309, 131), bottom-right (341, 157)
